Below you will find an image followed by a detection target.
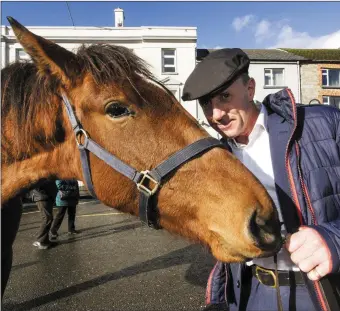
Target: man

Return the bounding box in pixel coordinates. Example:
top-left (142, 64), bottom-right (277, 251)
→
top-left (50, 179), bottom-right (80, 239)
top-left (182, 48), bottom-right (340, 311)
top-left (32, 180), bottom-right (58, 249)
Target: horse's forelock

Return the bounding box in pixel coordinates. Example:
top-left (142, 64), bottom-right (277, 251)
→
top-left (76, 44), bottom-right (154, 86)
top-left (76, 44), bottom-right (175, 109)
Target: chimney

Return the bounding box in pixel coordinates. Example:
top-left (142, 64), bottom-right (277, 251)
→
top-left (114, 7), bottom-right (124, 27)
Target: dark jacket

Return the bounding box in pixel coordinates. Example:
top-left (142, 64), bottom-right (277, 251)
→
top-left (32, 180), bottom-right (58, 203)
top-left (206, 88), bottom-right (340, 311)
top-left (55, 179), bottom-right (79, 207)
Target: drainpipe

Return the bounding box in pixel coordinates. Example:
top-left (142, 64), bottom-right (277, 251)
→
top-left (297, 60), bottom-right (301, 103)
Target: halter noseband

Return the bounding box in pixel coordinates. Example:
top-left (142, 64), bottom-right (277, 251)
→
top-left (62, 94), bottom-right (225, 229)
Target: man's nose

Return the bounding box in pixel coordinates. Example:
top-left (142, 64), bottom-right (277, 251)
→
top-left (212, 106), bottom-right (226, 122)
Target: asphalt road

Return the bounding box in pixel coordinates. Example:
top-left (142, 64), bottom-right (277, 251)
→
top-left (2, 199), bottom-right (216, 311)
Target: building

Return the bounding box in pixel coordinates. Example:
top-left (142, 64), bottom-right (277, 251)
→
top-left (1, 8), bottom-right (198, 117)
top-left (282, 49), bottom-right (340, 109)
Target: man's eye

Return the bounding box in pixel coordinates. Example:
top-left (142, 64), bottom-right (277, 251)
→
top-left (199, 99), bottom-right (210, 107)
top-left (220, 93), bottom-right (230, 101)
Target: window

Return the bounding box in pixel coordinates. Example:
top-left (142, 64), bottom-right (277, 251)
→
top-left (167, 89), bottom-right (179, 100)
top-left (162, 49), bottom-right (176, 73)
top-left (322, 69), bottom-right (340, 87)
top-left (323, 96), bottom-right (340, 109)
top-left (264, 68), bottom-right (284, 87)
top-left (16, 48), bottom-right (30, 62)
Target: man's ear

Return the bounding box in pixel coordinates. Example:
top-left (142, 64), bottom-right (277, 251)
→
top-left (7, 16), bottom-right (82, 87)
top-left (247, 78), bottom-right (256, 102)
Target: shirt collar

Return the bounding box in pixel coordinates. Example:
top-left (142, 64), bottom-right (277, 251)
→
top-left (228, 104), bottom-right (268, 149)
top-left (256, 103), bottom-right (268, 132)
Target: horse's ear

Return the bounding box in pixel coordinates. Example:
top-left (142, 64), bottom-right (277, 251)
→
top-left (7, 16), bottom-right (82, 86)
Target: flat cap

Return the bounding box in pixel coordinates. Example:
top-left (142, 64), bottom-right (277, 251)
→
top-left (182, 48), bottom-right (250, 101)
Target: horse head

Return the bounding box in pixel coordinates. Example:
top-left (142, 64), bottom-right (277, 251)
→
top-left (1, 17), bottom-right (282, 262)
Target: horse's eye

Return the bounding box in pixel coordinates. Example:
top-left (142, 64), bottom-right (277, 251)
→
top-left (105, 103), bottom-right (131, 118)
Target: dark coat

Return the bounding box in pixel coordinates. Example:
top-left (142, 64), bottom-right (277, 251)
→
top-left (206, 88), bottom-right (340, 311)
top-left (32, 180), bottom-right (58, 203)
top-left (55, 179), bottom-right (79, 207)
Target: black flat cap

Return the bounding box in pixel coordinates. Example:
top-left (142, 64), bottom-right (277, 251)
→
top-left (182, 48), bottom-right (250, 101)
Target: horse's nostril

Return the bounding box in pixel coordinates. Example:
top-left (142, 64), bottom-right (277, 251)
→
top-left (255, 215), bottom-right (266, 227)
top-left (249, 211), bottom-right (282, 251)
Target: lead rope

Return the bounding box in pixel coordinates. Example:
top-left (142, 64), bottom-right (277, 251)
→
top-left (274, 254), bottom-right (284, 311)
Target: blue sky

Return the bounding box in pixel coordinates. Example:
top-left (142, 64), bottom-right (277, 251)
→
top-left (1, 1), bottom-right (340, 48)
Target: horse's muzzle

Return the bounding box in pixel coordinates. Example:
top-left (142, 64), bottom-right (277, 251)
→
top-left (249, 210), bottom-right (283, 253)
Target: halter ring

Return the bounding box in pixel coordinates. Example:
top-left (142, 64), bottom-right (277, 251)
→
top-left (75, 129), bottom-right (89, 148)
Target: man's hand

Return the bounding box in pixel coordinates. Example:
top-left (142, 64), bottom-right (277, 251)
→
top-left (286, 226), bottom-right (332, 281)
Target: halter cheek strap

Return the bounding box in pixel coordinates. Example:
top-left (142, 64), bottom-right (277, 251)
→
top-left (62, 93), bottom-right (225, 228)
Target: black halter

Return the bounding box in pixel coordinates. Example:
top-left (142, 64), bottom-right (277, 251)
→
top-left (62, 94), bottom-right (225, 229)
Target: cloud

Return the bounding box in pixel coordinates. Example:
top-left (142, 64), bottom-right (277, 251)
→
top-left (230, 14), bottom-right (340, 48)
top-left (270, 26), bottom-right (340, 48)
top-left (232, 15), bottom-right (255, 32)
top-left (255, 20), bottom-right (273, 43)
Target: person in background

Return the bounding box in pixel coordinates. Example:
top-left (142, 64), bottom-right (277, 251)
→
top-left (50, 179), bottom-right (80, 239)
top-left (32, 180), bottom-right (58, 249)
top-left (182, 48), bottom-right (340, 311)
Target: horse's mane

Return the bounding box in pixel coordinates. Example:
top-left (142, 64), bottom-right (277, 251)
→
top-left (1, 44), bottom-right (155, 163)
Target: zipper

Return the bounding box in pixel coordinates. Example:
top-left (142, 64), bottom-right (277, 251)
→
top-left (284, 89), bottom-right (304, 224)
top-left (294, 143), bottom-right (316, 225)
top-left (284, 89), bottom-right (329, 311)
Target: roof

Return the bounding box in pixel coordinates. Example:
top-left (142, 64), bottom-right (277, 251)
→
top-left (197, 48), bottom-right (340, 63)
top-left (280, 48), bottom-right (340, 61)
top-left (197, 48), bottom-right (307, 61)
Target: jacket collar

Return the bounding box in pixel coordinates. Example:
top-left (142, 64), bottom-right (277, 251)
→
top-left (262, 88), bottom-right (296, 124)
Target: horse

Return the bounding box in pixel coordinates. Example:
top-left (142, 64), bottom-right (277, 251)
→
top-left (1, 17), bottom-right (282, 297)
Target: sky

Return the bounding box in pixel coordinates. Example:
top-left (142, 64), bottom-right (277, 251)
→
top-left (1, 1), bottom-right (340, 49)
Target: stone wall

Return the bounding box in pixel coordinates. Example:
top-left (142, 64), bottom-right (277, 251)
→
top-left (301, 63), bottom-right (340, 104)
top-left (300, 64), bottom-right (319, 104)
top-left (317, 63), bottom-right (340, 103)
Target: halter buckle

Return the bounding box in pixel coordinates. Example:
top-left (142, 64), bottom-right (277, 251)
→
top-left (137, 170), bottom-right (160, 196)
top-left (255, 265), bottom-right (277, 288)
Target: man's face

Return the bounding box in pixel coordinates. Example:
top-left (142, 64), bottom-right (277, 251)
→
top-left (200, 77), bottom-right (256, 140)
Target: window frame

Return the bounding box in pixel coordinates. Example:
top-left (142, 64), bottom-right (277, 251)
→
top-left (264, 68), bottom-right (285, 87)
top-left (321, 68), bottom-right (340, 88)
top-left (323, 95), bottom-right (340, 109)
top-left (323, 96), bottom-right (330, 105)
top-left (16, 48), bottom-right (30, 62)
top-left (161, 48), bottom-right (177, 74)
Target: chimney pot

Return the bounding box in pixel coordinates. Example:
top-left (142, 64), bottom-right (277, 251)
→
top-left (114, 7), bottom-right (124, 27)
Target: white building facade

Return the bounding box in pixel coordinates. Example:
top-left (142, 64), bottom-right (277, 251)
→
top-left (1, 10), bottom-right (198, 117)
top-left (249, 62), bottom-right (300, 103)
